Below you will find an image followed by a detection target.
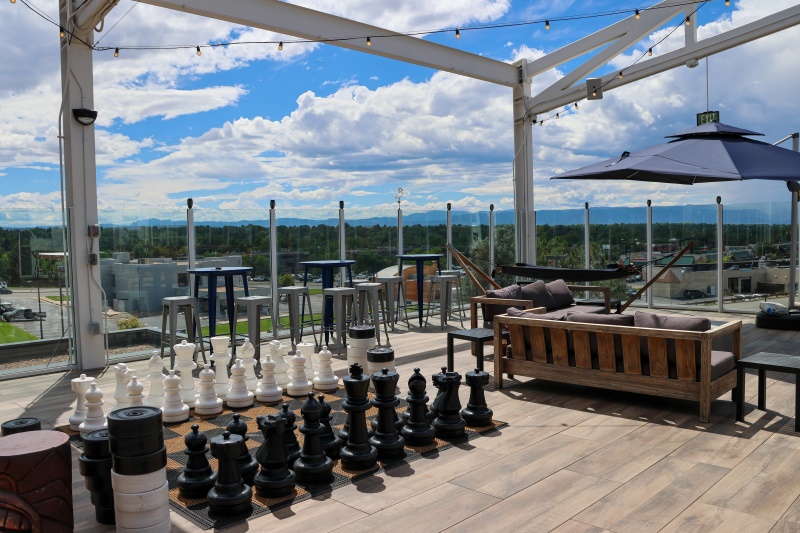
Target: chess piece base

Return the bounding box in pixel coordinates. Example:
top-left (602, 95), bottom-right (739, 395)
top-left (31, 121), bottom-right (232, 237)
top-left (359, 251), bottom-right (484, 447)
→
top-left (161, 405), bottom-right (190, 423)
top-left (194, 399), bottom-right (224, 416)
top-left (226, 396), bottom-right (254, 409)
top-left (339, 446), bottom-right (378, 471)
top-left (400, 425), bottom-right (436, 447)
top-left (293, 456), bottom-right (334, 484)
top-left (253, 470), bottom-right (296, 498)
top-left (255, 390), bottom-right (283, 403)
top-left (207, 483), bottom-right (253, 516)
top-left (461, 407), bottom-right (493, 427)
top-left (177, 471), bottom-right (217, 499)
top-left (368, 434), bottom-right (405, 460)
top-left (432, 418), bottom-right (466, 439)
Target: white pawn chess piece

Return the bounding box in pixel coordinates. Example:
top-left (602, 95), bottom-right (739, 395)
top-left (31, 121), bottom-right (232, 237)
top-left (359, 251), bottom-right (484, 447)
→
top-left (162, 370), bottom-right (190, 423)
top-left (195, 364), bottom-right (223, 415)
top-left (313, 345), bottom-right (339, 392)
top-left (255, 355), bottom-right (282, 403)
top-left (286, 350), bottom-right (313, 397)
top-left (297, 342), bottom-right (316, 375)
top-left (238, 338), bottom-right (258, 392)
top-left (126, 376), bottom-right (145, 406)
top-left (79, 382), bottom-right (107, 436)
top-left (271, 340), bottom-right (290, 387)
top-left (173, 340), bottom-right (198, 407)
top-left (226, 359), bottom-right (254, 408)
top-left (69, 374), bottom-right (94, 431)
top-left (145, 351), bottom-right (165, 408)
top-left (113, 363), bottom-right (132, 406)
top-left (210, 337), bottom-right (231, 400)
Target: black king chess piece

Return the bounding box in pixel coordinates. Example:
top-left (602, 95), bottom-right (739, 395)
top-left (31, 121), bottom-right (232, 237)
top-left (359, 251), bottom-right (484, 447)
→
top-left (339, 364), bottom-right (378, 471)
top-left (208, 431), bottom-right (252, 516)
top-left (177, 424), bottom-right (217, 499)
top-left (400, 368), bottom-right (435, 446)
top-left (226, 413), bottom-right (259, 485)
top-left (318, 394), bottom-right (342, 459)
top-left (279, 403), bottom-right (302, 468)
top-left (369, 368), bottom-right (405, 460)
top-left (461, 368), bottom-right (493, 427)
top-left (252, 414), bottom-right (296, 498)
top-left (427, 367), bottom-right (448, 423)
top-left (431, 370), bottom-right (466, 439)
top-left (293, 393), bottom-right (334, 484)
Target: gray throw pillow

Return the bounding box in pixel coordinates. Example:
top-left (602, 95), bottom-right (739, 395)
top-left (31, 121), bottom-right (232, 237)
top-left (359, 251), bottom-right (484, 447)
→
top-left (546, 279), bottom-right (575, 308)
top-left (520, 280), bottom-right (558, 310)
top-left (633, 311), bottom-right (711, 332)
top-left (483, 284), bottom-right (523, 323)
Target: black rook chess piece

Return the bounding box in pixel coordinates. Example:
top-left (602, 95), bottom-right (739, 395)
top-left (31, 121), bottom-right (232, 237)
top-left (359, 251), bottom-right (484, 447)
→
top-left (461, 368), bottom-right (493, 427)
top-left (318, 395), bottom-right (342, 459)
top-left (278, 403), bottom-right (302, 468)
top-left (177, 424), bottom-right (217, 499)
top-left (252, 414), bottom-right (296, 498)
top-left (400, 368), bottom-right (435, 446)
top-left (293, 393), bottom-right (334, 484)
top-left (340, 364), bottom-right (378, 471)
top-left (226, 413), bottom-right (259, 485)
top-left (431, 371), bottom-right (466, 439)
top-left (369, 368), bottom-right (405, 460)
top-left (427, 367), bottom-right (448, 423)
top-left (208, 431), bottom-right (252, 516)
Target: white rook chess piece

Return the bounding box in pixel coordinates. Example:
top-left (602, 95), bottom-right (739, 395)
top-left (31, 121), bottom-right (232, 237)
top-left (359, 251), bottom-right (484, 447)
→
top-left (313, 346), bottom-right (339, 392)
top-left (239, 338), bottom-right (258, 392)
top-left (271, 340), bottom-right (290, 387)
top-left (113, 363), bottom-right (132, 406)
top-left (162, 370), bottom-right (190, 423)
top-left (210, 337), bottom-right (231, 400)
top-left (79, 383), bottom-right (107, 436)
top-left (126, 376), bottom-right (145, 406)
top-left (227, 359), bottom-right (254, 408)
top-left (69, 374), bottom-right (94, 431)
top-left (145, 351), bottom-right (165, 408)
top-left (173, 340), bottom-right (198, 407)
top-left (286, 350), bottom-right (313, 397)
top-left (255, 355), bottom-right (282, 403)
top-left (195, 364), bottom-right (223, 415)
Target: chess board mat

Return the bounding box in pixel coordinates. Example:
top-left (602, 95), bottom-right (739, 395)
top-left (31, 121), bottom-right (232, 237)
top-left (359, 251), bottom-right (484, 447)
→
top-left (62, 387), bottom-right (505, 531)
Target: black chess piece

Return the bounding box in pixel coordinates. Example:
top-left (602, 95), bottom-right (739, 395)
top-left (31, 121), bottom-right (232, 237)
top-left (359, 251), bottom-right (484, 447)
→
top-left (252, 414), bottom-right (296, 498)
top-left (226, 413), bottom-right (259, 485)
top-left (431, 371), bottom-right (466, 439)
top-left (177, 424), bottom-right (217, 499)
top-left (278, 403), bottom-right (302, 468)
top-left (400, 368), bottom-right (435, 446)
top-left (369, 368), bottom-right (405, 460)
top-left (293, 393), bottom-right (334, 484)
top-left (461, 368), bottom-right (493, 427)
top-left (340, 364), bottom-right (378, 471)
top-left (427, 367), bottom-right (448, 423)
top-left (208, 431), bottom-right (252, 516)
top-left (318, 394), bottom-right (342, 459)
top-left (338, 410), bottom-right (350, 444)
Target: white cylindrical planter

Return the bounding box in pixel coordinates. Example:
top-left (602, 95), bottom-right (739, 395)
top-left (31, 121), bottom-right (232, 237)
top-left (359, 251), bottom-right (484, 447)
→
top-left (111, 467), bottom-right (167, 494)
top-left (347, 325), bottom-right (375, 371)
top-left (114, 480), bottom-right (170, 529)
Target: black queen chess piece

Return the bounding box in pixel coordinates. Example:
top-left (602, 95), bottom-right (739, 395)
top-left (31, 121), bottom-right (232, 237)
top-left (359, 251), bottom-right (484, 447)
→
top-left (226, 413), bottom-right (259, 485)
top-left (461, 368), bottom-right (493, 427)
top-left (177, 425), bottom-right (217, 499)
top-left (400, 368), bottom-right (435, 446)
top-left (318, 394), bottom-right (342, 459)
top-left (278, 403), bottom-right (302, 468)
top-left (431, 370), bottom-right (466, 439)
top-left (293, 393), bottom-right (335, 484)
top-left (340, 364), bottom-right (378, 471)
top-left (369, 368), bottom-right (405, 460)
top-left (252, 414), bottom-right (296, 498)
top-left (208, 432), bottom-right (252, 516)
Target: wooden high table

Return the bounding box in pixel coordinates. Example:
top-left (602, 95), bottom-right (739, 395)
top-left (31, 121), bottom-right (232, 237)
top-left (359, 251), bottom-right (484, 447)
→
top-left (397, 253), bottom-right (443, 327)
top-left (736, 351), bottom-right (800, 431)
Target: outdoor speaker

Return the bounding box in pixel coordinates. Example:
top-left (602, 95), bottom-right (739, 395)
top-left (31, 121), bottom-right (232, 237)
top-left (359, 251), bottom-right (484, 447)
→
top-left (586, 78), bottom-right (603, 100)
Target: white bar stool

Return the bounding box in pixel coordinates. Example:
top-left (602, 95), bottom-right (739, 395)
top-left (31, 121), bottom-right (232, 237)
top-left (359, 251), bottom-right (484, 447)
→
top-left (278, 286), bottom-right (318, 350)
top-left (424, 274), bottom-right (465, 329)
top-left (160, 296), bottom-right (206, 367)
top-left (376, 275), bottom-right (410, 330)
top-left (235, 295), bottom-right (271, 360)
top-left (356, 282), bottom-right (389, 346)
top-left (322, 287), bottom-right (356, 354)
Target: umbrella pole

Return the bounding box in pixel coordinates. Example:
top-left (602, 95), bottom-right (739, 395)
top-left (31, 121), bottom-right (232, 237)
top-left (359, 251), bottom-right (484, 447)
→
top-left (620, 241), bottom-right (695, 313)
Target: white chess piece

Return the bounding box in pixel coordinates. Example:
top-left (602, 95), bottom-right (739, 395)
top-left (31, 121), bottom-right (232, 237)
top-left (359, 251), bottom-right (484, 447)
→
top-left (145, 351), bottom-right (165, 408)
top-left (162, 370), bottom-right (190, 423)
top-left (79, 382), bottom-right (107, 436)
top-left (271, 340), bottom-right (290, 387)
top-left (113, 363), bottom-right (132, 406)
top-left (227, 359), bottom-right (254, 408)
top-left (239, 338), bottom-right (258, 392)
top-left (195, 364), bottom-right (223, 415)
top-left (297, 342), bottom-right (316, 375)
top-left (286, 350), bottom-right (313, 397)
top-left (313, 345), bottom-right (339, 392)
top-left (69, 374), bottom-right (94, 431)
top-left (210, 337), bottom-right (231, 400)
top-left (255, 355), bottom-right (282, 403)
top-left (126, 376), bottom-right (145, 406)
top-left (173, 340), bottom-right (198, 407)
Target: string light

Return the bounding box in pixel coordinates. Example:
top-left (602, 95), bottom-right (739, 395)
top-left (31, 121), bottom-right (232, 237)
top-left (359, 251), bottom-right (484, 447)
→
top-left (685, 16), bottom-right (691, 25)
top-left (366, 36), bottom-right (371, 46)
top-left (10, 0), bottom-right (15, 4)
top-left (278, 41), bottom-right (283, 50)
top-left (635, 9), bottom-right (640, 19)
top-left (59, 26), bottom-right (65, 38)
top-left (592, 90), bottom-right (597, 96)
top-left (114, 47), bottom-right (119, 57)
top-left (556, 112), bottom-right (560, 119)
top-left (574, 102), bottom-right (579, 109)
top-left (196, 45), bottom-right (201, 56)
top-left (618, 71), bottom-right (624, 79)
top-left (545, 19), bottom-right (550, 30)
top-left (725, 0), bottom-right (730, 5)
top-left (539, 120), bottom-right (543, 126)
top-left (455, 28), bottom-right (460, 39)
top-left (648, 47), bottom-right (653, 56)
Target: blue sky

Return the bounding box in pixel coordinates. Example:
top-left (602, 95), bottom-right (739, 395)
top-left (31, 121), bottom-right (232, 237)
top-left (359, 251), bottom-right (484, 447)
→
top-left (2, 0), bottom-right (800, 225)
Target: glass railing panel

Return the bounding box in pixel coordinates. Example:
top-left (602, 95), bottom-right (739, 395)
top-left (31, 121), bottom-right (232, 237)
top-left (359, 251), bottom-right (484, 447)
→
top-left (450, 210), bottom-right (490, 298)
top-left (346, 211), bottom-right (398, 279)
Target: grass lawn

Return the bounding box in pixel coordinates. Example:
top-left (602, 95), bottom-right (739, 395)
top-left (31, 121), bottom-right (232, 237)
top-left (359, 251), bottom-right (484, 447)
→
top-left (46, 295), bottom-right (70, 302)
top-left (201, 313), bottom-right (323, 337)
top-left (0, 323), bottom-right (38, 344)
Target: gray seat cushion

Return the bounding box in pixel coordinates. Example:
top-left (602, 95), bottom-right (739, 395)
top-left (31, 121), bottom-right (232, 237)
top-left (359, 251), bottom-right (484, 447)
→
top-left (546, 279), bottom-right (575, 309)
top-left (566, 312), bottom-right (634, 326)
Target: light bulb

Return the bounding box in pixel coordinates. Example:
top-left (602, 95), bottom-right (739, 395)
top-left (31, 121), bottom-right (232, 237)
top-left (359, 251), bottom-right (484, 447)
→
top-left (574, 102), bottom-right (579, 110)
top-left (366, 36), bottom-right (372, 46)
top-left (592, 90), bottom-right (597, 97)
top-left (539, 120), bottom-right (543, 126)
top-left (60, 26), bottom-right (65, 38)
top-left (685, 16), bottom-right (691, 26)
top-left (114, 47), bottom-right (119, 57)
top-left (725, 0), bottom-right (730, 5)
top-left (278, 41), bottom-right (283, 51)
top-left (196, 45), bottom-right (201, 56)
top-left (10, 0), bottom-right (16, 4)
top-left (556, 113), bottom-right (560, 119)
top-left (545, 19), bottom-right (550, 30)
top-left (455, 29), bottom-right (460, 39)
top-left (635, 9), bottom-right (640, 19)
top-left (648, 47), bottom-right (653, 56)
top-left (618, 71), bottom-right (623, 79)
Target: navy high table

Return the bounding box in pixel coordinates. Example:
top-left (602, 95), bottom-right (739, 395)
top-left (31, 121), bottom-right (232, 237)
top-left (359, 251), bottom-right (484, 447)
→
top-left (397, 254), bottom-right (443, 327)
top-left (188, 267), bottom-right (252, 351)
top-left (300, 260), bottom-right (356, 344)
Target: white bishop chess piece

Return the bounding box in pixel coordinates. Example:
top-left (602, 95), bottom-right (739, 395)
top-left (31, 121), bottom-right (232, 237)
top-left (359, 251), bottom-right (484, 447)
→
top-left (255, 355), bottom-right (282, 403)
top-left (79, 382), bottom-right (107, 436)
top-left (210, 336), bottom-right (231, 400)
top-left (239, 338), bottom-right (258, 392)
top-left (313, 345), bottom-right (339, 392)
top-left (286, 349), bottom-right (313, 397)
top-left (271, 340), bottom-right (290, 387)
top-left (162, 370), bottom-right (190, 423)
top-left (226, 359), bottom-right (254, 408)
top-left (69, 374), bottom-right (94, 431)
top-left (113, 363), bottom-right (132, 406)
top-left (173, 340), bottom-right (198, 407)
top-left (145, 350), bottom-right (165, 408)
top-left (126, 376), bottom-right (145, 406)
top-left (195, 364), bottom-right (223, 415)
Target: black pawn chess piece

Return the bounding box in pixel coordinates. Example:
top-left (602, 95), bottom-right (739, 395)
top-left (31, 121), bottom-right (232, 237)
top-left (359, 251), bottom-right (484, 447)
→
top-left (278, 403), bottom-right (302, 468)
top-left (427, 367), bottom-right (448, 423)
top-left (461, 368), bottom-right (493, 427)
top-left (369, 368), bottom-right (405, 460)
top-left (431, 371), bottom-right (466, 439)
top-left (177, 424), bottom-right (217, 499)
top-left (208, 431), bottom-right (253, 516)
top-left (252, 414), bottom-right (296, 498)
top-left (400, 368), bottom-right (435, 446)
top-left (340, 364), bottom-right (378, 471)
top-left (226, 413), bottom-right (259, 485)
top-left (293, 393), bottom-right (334, 484)
top-left (318, 395), bottom-right (342, 459)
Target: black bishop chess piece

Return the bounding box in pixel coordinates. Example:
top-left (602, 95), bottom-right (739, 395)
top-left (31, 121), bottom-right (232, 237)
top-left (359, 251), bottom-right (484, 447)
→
top-left (226, 413), bottom-right (259, 485)
top-left (339, 364), bottom-right (378, 471)
top-left (293, 393), bottom-right (334, 484)
top-left (318, 394), bottom-right (342, 459)
top-left (252, 414), bottom-right (296, 498)
top-left (208, 431), bottom-right (253, 516)
top-left (431, 370), bottom-right (466, 439)
top-left (461, 368), bottom-right (493, 427)
top-left (177, 424), bottom-right (217, 499)
top-left (427, 367), bottom-right (448, 423)
top-left (400, 368), bottom-right (435, 446)
top-left (369, 368), bottom-right (405, 460)
top-left (278, 403), bottom-right (302, 468)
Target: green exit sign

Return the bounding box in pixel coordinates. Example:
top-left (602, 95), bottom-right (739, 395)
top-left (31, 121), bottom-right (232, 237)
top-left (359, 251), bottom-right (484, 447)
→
top-left (697, 111), bottom-right (720, 125)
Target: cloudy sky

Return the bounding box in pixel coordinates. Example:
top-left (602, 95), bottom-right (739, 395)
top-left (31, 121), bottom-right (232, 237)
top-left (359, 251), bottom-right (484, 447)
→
top-left (2, 0), bottom-right (799, 224)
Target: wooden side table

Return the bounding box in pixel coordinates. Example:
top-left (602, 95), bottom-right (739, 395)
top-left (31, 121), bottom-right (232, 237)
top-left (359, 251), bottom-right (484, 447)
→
top-left (736, 351), bottom-right (800, 431)
top-left (446, 328), bottom-right (509, 372)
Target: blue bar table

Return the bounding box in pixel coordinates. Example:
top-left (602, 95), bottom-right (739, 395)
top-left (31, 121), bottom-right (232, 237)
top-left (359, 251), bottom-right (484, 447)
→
top-left (397, 254), bottom-right (443, 327)
top-left (188, 267), bottom-right (252, 352)
top-left (300, 260), bottom-right (356, 345)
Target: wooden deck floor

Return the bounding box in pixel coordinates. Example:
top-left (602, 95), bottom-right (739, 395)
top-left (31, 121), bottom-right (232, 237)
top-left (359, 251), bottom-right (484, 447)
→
top-left (5, 310), bottom-right (800, 532)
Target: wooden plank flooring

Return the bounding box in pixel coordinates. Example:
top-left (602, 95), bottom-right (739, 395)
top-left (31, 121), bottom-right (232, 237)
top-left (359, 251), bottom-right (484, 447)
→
top-left (3, 310), bottom-right (800, 532)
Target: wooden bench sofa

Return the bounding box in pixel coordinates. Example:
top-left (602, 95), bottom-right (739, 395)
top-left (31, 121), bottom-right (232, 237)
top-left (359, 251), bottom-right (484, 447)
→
top-left (492, 309), bottom-right (742, 422)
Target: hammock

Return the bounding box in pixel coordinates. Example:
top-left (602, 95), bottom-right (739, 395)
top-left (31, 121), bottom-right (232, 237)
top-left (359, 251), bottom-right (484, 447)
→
top-left (494, 264), bottom-right (632, 283)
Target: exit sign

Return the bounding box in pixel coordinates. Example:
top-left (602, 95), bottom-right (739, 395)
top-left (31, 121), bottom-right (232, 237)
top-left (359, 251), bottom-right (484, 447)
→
top-left (697, 111), bottom-right (720, 125)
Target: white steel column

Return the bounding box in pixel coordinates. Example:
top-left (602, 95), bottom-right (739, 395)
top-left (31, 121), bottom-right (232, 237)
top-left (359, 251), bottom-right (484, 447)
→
top-left (339, 201), bottom-right (346, 284)
top-left (187, 198), bottom-right (195, 291)
top-left (790, 134), bottom-right (799, 310)
top-left (513, 60), bottom-right (535, 264)
top-left (717, 196), bottom-right (724, 313)
top-left (584, 202), bottom-right (590, 268)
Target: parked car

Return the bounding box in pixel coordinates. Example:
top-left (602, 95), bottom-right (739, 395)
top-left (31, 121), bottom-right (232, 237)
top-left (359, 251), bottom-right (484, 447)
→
top-left (683, 289), bottom-right (708, 299)
top-left (2, 307), bottom-right (46, 321)
top-left (0, 287), bottom-right (10, 294)
top-left (0, 303), bottom-right (14, 313)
